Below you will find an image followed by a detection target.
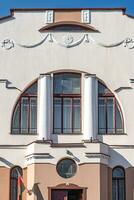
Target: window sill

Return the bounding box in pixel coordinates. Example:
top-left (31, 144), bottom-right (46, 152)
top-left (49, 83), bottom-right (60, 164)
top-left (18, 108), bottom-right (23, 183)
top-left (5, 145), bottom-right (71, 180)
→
top-left (98, 133), bottom-right (127, 135)
top-left (10, 132), bottom-right (38, 135)
top-left (52, 133), bottom-right (83, 135)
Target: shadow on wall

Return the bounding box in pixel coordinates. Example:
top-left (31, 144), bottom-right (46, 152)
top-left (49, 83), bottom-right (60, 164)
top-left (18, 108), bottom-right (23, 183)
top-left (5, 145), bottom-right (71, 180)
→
top-left (0, 157), bottom-right (14, 168)
top-left (32, 183), bottom-right (44, 200)
top-left (51, 134), bottom-right (59, 143)
top-left (109, 147), bottom-right (132, 168)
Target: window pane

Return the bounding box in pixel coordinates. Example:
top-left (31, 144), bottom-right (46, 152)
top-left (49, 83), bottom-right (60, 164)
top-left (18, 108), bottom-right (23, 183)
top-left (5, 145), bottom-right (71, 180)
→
top-left (21, 98), bottom-right (29, 133)
top-left (57, 159), bottom-right (77, 178)
top-left (107, 98), bottom-right (114, 133)
top-left (63, 98), bottom-right (72, 133)
top-left (11, 179), bottom-right (17, 200)
top-left (98, 82), bottom-right (111, 94)
top-left (24, 82), bottom-right (37, 94)
top-left (62, 74), bottom-right (80, 94)
top-left (12, 103), bottom-right (20, 133)
top-left (112, 179), bottom-right (117, 200)
top-left (72, 76), bottom-right (81, 93)
top-left (98, 98), bottom-right (106, 134)
top-left (113, 168), bottom-right (124, 178)
top-left (30, 98), bottom-right (37, 133)
top-left (54, 74), bottom-right (80, 94)
top-left (73, 98), bottom-right (81, 133)
top-left (119, 180), bottom-right (125, 200)
top-left (54, 74), bottom-right (62, 94)
top-left (54, 98), bottom-right (62, 133)
top-left (116, 103), bottom-right (123, 133)
top-left (10, 167), bottom-right (22, 200)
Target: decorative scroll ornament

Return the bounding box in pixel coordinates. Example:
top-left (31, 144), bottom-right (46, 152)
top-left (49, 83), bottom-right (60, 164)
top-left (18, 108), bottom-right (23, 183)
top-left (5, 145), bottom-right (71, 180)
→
top-left (63, 35), bottom-right (74, 45)
top-left (1, 39), bottom-right (14, 50)
top-left (50, 34), bottom-right (89, 48)
top-left (1, 34), bottom-right (134, 49)
top-left (123, 38), bottom-right (134, 49)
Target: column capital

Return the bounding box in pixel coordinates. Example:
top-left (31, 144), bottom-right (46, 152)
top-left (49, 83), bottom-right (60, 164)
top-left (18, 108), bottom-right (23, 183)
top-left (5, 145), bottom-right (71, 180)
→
top-left (84, 73), bottom-right (96, 78)
top-left (39, 73), bottom-right (51, 79)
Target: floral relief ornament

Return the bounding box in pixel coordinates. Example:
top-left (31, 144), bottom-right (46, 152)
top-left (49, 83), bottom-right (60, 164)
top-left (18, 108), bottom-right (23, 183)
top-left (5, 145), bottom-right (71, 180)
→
top-left (63, 35), bottom-right (74, 46)
top-left (123, 38), bottom-right (134, 49)
top-left (1, 39), bottom-right (14, 50)
top-left (1, 35), bottom-right (134, 49)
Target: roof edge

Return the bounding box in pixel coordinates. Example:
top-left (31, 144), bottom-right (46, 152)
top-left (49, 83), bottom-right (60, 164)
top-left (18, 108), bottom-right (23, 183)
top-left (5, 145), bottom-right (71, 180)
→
top-left (0, 7), bottom-right (134, 21)
top-left (10, 7), bottom-right (126, 11)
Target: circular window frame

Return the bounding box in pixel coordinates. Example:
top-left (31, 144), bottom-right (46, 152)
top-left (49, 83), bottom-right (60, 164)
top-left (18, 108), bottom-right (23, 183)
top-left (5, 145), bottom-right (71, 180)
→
top-left (56, 158), bottom-right (77, 179)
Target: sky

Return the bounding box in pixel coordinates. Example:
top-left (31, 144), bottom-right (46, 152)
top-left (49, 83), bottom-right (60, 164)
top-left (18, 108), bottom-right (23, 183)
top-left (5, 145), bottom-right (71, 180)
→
top-left (0, 0), bottom-right (134, 16)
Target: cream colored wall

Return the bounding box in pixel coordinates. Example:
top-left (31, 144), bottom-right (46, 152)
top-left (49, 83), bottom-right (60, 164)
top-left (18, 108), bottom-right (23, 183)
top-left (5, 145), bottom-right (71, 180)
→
top-left (0, 10), bottom-right (134, 145)
top-left (0, 10), bottom-right (134, 168)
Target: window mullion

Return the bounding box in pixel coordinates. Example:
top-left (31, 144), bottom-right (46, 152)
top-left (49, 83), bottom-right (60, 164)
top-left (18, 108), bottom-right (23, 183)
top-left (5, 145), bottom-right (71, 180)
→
top-left (72, 98), bottom-right (74, 133)
top-left (28, 97), bottom-right (30, 134)
top-left (61, 97), bottom-right (63, 133)
top-left (19, 99), bottom-right (21, 133)
top-left (114, 98), bottom-right (116, 134)
top-left (106, 98), bottom-right (108, 134)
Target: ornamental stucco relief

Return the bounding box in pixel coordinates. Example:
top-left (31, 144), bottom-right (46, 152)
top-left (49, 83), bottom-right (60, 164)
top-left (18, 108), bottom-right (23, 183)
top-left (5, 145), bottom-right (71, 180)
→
top-left (1, 34), bottom-right (134, 49)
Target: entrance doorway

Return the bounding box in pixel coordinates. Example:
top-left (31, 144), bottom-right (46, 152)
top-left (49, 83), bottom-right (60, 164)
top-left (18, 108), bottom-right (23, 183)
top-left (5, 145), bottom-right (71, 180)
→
top-left (51, 189), bottom-right (83, 200)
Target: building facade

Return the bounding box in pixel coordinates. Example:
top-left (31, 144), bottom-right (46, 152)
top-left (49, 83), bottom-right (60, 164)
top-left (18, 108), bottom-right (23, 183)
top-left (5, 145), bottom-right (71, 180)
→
top-left (0, 7), bottom-right (134, 200)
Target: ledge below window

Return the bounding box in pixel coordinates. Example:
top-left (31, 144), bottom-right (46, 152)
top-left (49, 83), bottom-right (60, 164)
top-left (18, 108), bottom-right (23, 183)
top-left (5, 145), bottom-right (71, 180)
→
top-left (10, 132), bottom-right (37, 135)
top-left (98, 133), bottom-right (127, 135)
top-left (52, 133), bottom-right (83, 135)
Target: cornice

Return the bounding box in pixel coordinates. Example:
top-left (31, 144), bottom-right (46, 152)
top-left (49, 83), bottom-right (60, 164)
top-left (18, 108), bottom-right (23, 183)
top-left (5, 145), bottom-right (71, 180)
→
top-left (1, 7), bottom-right (133, 23)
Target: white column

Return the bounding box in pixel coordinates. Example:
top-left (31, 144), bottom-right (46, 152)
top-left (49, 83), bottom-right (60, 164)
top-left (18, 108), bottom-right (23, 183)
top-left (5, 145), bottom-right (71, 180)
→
top-left (37, 74), bottom-right (52, 140)
top-left (83, 74), bottom-right (98, 141)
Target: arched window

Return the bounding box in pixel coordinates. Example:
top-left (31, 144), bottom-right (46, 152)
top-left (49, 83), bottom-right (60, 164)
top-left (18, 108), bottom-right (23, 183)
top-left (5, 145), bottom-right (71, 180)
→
top-left (10, 166), bottom-right (23, 200)
top-left (112, 167), bottom-right (125, 200)
top-left (53, 73), bottom-right (81, 134)
top-left (11, 82), bottom-right (37, 134)
top-left (98, 82), bottom-right (124, 134)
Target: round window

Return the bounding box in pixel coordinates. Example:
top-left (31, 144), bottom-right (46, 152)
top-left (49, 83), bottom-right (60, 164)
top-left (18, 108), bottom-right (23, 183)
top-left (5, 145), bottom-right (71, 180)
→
top-left (56, 158), bottom-right (77, 178)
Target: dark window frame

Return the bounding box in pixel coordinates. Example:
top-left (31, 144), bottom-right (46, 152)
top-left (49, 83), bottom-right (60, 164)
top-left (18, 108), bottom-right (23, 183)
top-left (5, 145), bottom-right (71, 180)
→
top-left (112, 166), bottom-right (126, 200)
top-left (53, 73), bottom-right (81, 134)
top-left (11, 82), bottom-right (37, 135)
top-left (98, 82), bottom-right (124, 134)
top-left (10, 166), bottom-right (23, 200)
top-left (56, 158), bottom-right (77, 178)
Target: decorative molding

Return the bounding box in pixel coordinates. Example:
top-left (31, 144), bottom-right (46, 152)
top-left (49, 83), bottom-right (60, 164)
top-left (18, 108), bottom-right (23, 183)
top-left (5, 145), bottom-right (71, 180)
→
top-left (85, 153), bottom-right (110, 159)
top-left (44, 10), bottom-right (54, 24)
top-left (111, 145), bottom-right (134, 149)
top-left (63, 35), bottom-right (74, 45)
top-left (81, 10), bottom-right (91, 24)
top-left (39, 21), bottom-right (98, 32)
top-left (123, 38), bottom-right (134, 49)
top-left (50, 34), bottom-right (89, 48)
top-left (114, 87), bottom-right (132, 93)
top-left (25, 153), bottom-right (53, 161)
top-left (51, 143), bottom-right (86, 148)
top-left (130, 79), bottom-right (134, 83)
top-left (1, 34), bottom-right (134, 49)
top-left (1, 39), bottom-right (14, 50)
top-left (0, 79), bottom-right (22, 91)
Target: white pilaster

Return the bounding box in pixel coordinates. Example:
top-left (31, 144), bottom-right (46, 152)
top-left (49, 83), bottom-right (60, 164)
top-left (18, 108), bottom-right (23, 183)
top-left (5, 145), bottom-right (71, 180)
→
top-left (83, 74), bottom-right (98, 141)
top-left (37, 74), bottom-right (52, 140)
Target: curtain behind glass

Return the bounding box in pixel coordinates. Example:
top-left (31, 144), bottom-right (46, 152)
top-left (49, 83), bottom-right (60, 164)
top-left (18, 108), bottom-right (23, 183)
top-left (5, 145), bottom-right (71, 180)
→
top-left (21, 98), bottom-right (29, 133)
top-left (30, 98), bottom-right (37, 133)
top-left (63, 98), bottom-right (72, 133)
